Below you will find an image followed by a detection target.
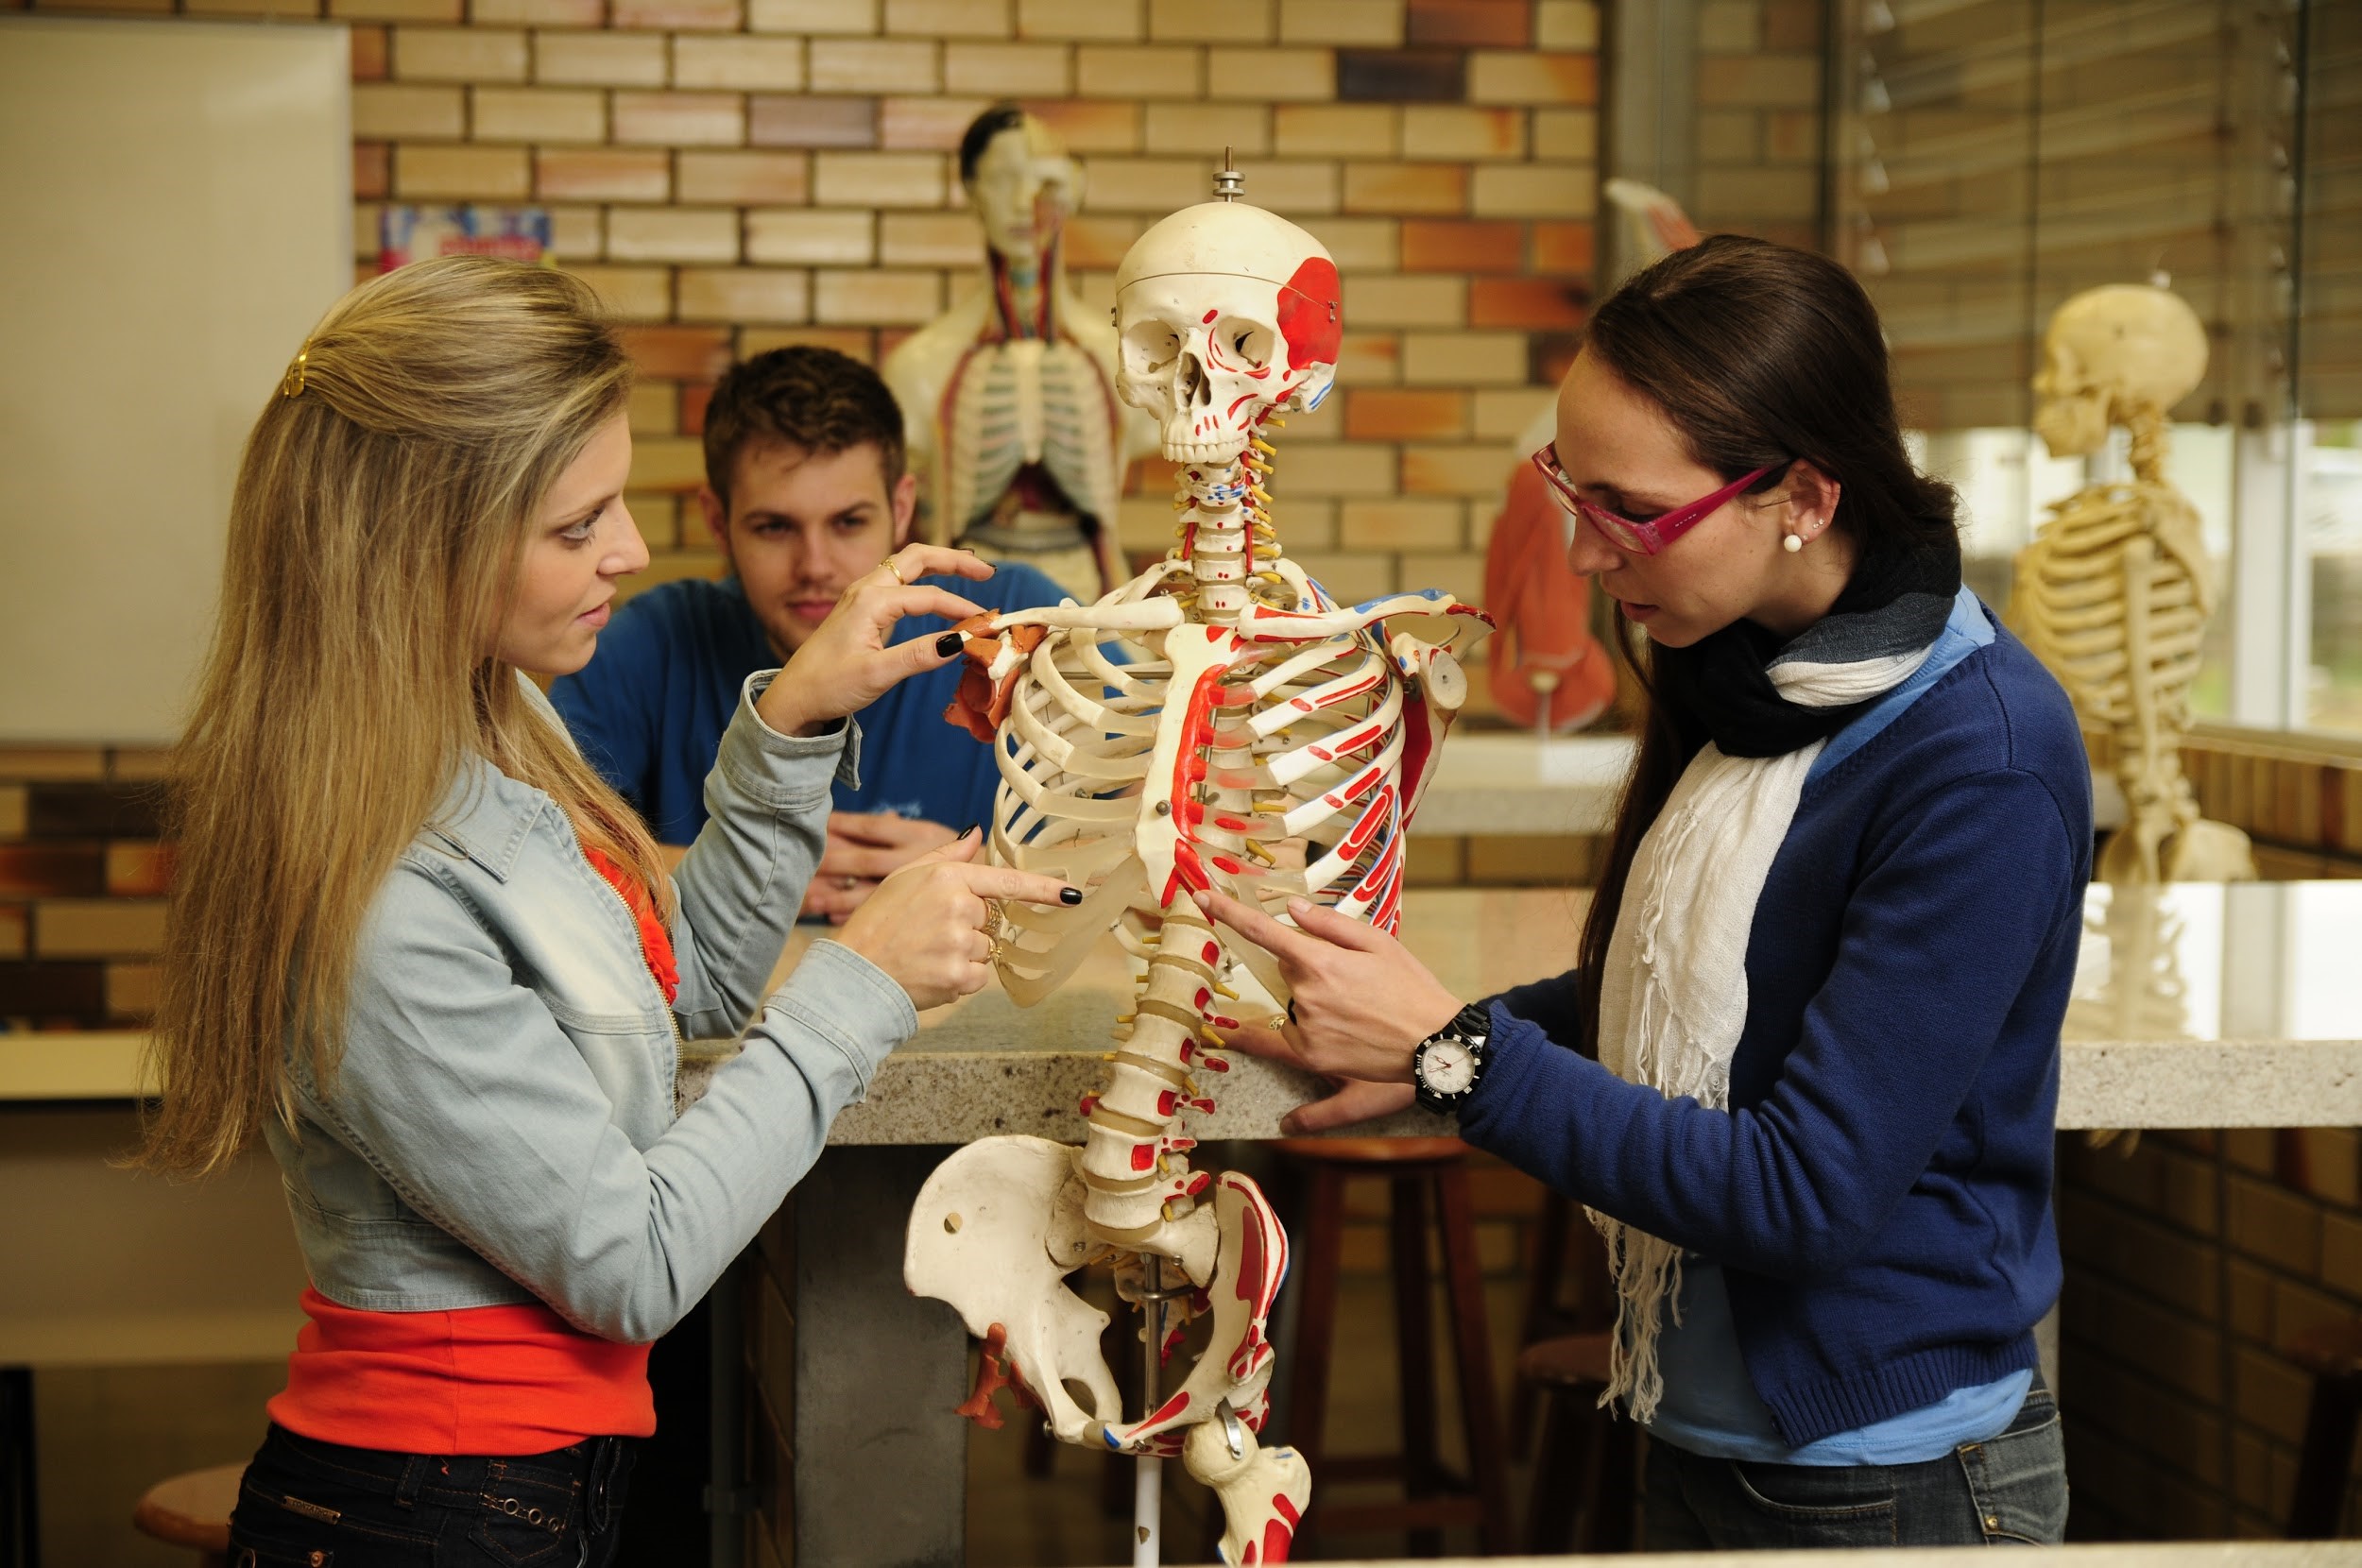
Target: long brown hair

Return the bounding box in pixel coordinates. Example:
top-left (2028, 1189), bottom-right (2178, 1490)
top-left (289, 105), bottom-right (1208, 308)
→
top-left (1573, 236), bottom-right (1960, 1055)
top-left (145, 257), bottom-right (669, 1176)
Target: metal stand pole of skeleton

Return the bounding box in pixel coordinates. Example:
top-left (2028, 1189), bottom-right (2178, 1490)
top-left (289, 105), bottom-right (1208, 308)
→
top-left (901, 170), bottom-right (1491, 1566)
top-left (2007, 281), bottom-right (2256, 884)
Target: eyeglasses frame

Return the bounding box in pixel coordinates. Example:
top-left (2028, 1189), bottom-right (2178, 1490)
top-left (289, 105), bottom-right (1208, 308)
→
top-left (1530, 442), bottom-right (1785, 556)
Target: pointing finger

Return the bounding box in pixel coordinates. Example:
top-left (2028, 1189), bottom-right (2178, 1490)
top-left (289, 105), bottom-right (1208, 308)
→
top-left (1285, 895), bottom-right (1391, 952)
top-left (1191, 887), bottom-right (1321, 966)
top-left (953, 862), bottom-right (1084, 908)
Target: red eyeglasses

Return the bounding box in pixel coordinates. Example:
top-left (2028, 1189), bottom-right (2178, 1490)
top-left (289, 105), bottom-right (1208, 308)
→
top-left (1530, 441), bottom-right (1779, 556)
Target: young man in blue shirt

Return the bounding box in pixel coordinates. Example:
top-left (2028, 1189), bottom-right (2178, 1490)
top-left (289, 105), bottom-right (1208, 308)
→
top-left (550, 346), bottom-right (1068, 921)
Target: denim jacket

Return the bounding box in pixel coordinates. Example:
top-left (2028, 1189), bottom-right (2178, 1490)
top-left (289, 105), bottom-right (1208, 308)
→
top-left (262, 673), bottom-right (917, 1342)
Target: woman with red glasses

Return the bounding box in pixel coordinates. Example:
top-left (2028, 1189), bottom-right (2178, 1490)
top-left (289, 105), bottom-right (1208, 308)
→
top-left (1207, 235), bottom-right (2086, 1548)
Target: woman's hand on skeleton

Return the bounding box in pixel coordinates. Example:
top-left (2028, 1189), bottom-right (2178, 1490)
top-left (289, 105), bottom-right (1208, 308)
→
top-left (832, 828), bottom-right (1079, 1012)
top-left (756, 545), bottom-right (992, 739)
top-left (1192, 889), bottom-right (1461, 1132)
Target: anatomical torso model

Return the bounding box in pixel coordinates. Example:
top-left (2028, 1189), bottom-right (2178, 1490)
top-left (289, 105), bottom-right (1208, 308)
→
top-left (2007, 282), bottom-right (2255, 883)
top-left (1484, 402), bottom-right (1616, 733)
top-left (882, 107), bottom-right (1151, 604)
top-left (902, 177), bottom-right (1490, 1566)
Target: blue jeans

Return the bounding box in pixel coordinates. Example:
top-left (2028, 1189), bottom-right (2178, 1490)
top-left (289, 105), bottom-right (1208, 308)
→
top-left (1644, 1386), bottom-right (2068, 1548)
top-left (227, 1423), bottom-right (636, 1567)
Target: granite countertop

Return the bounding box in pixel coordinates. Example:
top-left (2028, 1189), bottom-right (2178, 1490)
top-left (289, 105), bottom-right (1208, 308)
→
top-left (682, 881), bottom-right (2362, 1144)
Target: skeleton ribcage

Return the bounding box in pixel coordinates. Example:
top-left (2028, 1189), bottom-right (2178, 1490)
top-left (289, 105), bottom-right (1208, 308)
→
top-left (2011, 486), bottom-right (2208, 727)
top-left (945, 339), bottom-right (1121, 533)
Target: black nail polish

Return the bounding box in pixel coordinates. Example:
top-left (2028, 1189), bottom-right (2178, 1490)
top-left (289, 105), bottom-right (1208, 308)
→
top-left (934, 630), bottom-right (965, 657)
top-left (957, 824), bottom-right (979, 840)
top-left (1060, 886), bottom-right (1084, 905)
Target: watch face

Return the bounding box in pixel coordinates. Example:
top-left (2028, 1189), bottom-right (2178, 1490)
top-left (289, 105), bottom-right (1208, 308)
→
top-left (1422, 1041), bottom-right (1476, 1096)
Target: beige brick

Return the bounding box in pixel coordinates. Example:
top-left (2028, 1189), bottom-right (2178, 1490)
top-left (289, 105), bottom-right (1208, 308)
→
top-left (810, 37), bottom-right (938, 93)
top-left (1699, 0), bottom-right (1759, 48)
top-left (1697, 165), bottom-right (1816, 221)
top-left (1468, 50), bottom-right (1597, 106)
top-left (607, 207), bottom-right (742, 264)
top-left (353, 203), bottom-right (384, 261)
top-left (471, 0), bottom-right (600, 21)
top-left (630, 436), bottom-right (714, 491)
top-left (0, 785), bottom-right (26, 839)
top-left (1697, 54), bottom-right (1819, 109)
top-left (1273, 103), bottom-right (1396, 157)
top-left (677, 267), bottom-right (812, 324)
top-left (613, 92), bottom-right (746, 147)
top-left (472, 86), bottom-right (606, 144)
top-left (1402, 105), bottom-right (1524, 161)
top-left (1473, 387), bottom-right (1552, 441)
top-left (1335, 330), bottom-right (1399, 385)
top-left (331, 0), bottom-right (460, 21)
top-left (353, 82), bottom-right (464, 140)
top-left (674, 36), bottom-right (806, 91)
top-left (943, 41), bottom-right (1071, 95)
top-left (1075, 44), bottom-right (1203, 98)
top-left (547, 204), bottom-right (605, 260)
top-left (1343, 160), bottom-right (1464, 214)
top-left (1403, 443), bottom-right (1513, 497)
top-left (611, 0), bottom-right (740, 24)
top-left (1339, 498), bottom-right (1460, 551)
top-left (1206, 46), bottom-right (1333, 101)
top-left (1532, 107), bottom-right (1597, 161)
top-left (886, 0), bottom-right (1011, 33)
top-left (746, 209), bottom-right (877, 264)
top-left (813, 151), bottom-right (949, 207)
top-left (1278, 0), bottom-right (1400, 44)
top-left (1343, 274), bottom-right (1463, 328)
top-left (396, 144), bottom-right (531, 199)
top-left (882, 96), bottom-right (997, 151)
top-left (1275, 441), bottom-right (1395, 498)
top-left (1310, 215), bottom-right (1396, 270)
top-left (1079, 156), bottom-right (1208, 213)
top-left (38, 900), bottom-right (167, 959)
top-left (538, 148), bottom-right (671, 201)
top-left (1144, 102), bottom-right (1271, 157)
top-left (1534, 0), bottom-right (1598, 47)
top-left (1242, 160), bottom-right (1339, 214)
top-left (751, 0), bottom-right (878, 27)
top-left (1472, 162), bottom-right (1596, 219)
top-left (878, 211), bottom-right (984, 265)
top-left (536, 31), bottom-right (668, 87)
top-left (393, 26), bottom-right (526, 81)
top-left (1287, 551), bottom-right (1394, 602)
top-left (1148, 0), bottom-right (1269, 41)
top-left (1402, 332), bottom-right (1525, 386)
top-left (814, 269), bottom-right (944, 324)
top-left (566, 265), bottom-right (673, 322)
top-left (1018, 0), bottom-right (1142, 37)
top-left (678, 151), bottom-right (812, 205)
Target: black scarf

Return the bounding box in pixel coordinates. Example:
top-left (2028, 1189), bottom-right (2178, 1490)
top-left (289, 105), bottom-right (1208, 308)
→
top-left (1652, 527), bottom-right (1962, 758)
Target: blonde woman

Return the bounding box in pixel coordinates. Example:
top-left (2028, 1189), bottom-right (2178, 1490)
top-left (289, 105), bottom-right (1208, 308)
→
top-left (145, 257), bottom-right (1073, 1565)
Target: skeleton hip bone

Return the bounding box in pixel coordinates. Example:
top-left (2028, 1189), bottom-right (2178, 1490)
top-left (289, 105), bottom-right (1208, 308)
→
top-left (903, 186), bottom-right (1491, 1565)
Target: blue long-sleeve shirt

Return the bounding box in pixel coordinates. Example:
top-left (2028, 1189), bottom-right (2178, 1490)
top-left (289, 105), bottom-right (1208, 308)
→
top-left (1459, 607), bottom-right (2092, 1446)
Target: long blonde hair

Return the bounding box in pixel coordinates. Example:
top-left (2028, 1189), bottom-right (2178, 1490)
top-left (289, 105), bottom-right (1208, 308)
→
top-left (145, 257), bottom-right (671, 1177)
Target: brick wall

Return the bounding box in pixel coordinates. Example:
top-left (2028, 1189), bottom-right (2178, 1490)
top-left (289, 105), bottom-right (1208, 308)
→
top-left (0, 750), bottom-right (170, 1031)
top-left (1691, 0), bottom-right (1822, 251)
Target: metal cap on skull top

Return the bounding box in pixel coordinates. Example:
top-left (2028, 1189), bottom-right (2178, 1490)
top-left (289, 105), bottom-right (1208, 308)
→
top-left (1112, 193), bottom-right (1343, 466)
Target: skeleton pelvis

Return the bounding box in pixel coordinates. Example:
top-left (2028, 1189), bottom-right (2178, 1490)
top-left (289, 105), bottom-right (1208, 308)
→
top-left (904, 1135), bottom-right (1292, 1457)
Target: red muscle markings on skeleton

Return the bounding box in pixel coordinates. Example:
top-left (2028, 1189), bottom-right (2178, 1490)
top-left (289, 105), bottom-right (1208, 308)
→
top-left (903, 178), bottom-right (1490, 1568)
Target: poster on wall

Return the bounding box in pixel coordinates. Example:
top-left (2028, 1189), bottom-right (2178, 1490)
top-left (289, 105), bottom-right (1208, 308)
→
top-left (379, 206), bottom-right (552, 272)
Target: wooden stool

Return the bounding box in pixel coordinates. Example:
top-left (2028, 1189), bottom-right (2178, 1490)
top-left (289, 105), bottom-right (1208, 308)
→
top-left (130, 1464), bottom-right (244, 1568)
top-left (1516, 1332), bottom-right (1638, 1553)
top-left (1276, 1136), bottom-right (1514, 1557)
top-left (2288, 1323), bottom-right (2362, 1536)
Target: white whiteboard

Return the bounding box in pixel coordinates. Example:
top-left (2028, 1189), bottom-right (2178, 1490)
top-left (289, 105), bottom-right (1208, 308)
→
top-left (0, 18), bottom-right (351, 743)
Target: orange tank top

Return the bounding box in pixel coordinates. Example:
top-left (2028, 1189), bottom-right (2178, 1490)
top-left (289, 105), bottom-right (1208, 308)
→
top-left (268, 847), bottom-right (676, 1454)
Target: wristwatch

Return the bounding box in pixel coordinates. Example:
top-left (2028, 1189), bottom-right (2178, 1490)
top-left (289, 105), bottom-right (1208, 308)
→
top-left (1412, 1001), bottom-right (1493, 1116)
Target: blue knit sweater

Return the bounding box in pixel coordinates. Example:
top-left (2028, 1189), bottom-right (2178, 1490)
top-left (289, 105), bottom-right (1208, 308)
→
top-left (1457, 615), bottom-right (2092, 1447)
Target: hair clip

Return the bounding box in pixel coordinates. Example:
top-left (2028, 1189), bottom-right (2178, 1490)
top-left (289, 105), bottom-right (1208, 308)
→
top-left (281, 346), bottom-right (310, 400)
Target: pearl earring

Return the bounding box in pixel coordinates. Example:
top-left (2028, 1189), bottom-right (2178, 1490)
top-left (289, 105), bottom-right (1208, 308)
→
top-left (1783, 533), bottom-right (1804, 554)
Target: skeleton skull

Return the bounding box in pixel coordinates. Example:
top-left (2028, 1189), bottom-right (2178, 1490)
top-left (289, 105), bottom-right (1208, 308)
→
top-left (2034, 283), bottom-right (2208, 458)
top-left (1113, 201), bottom-right (1342, 465)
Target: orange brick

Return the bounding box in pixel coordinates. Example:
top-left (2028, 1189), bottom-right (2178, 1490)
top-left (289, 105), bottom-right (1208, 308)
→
top-left (1408, 0), bottom-right (1522, 44)
top-left (675, 37), bottom-right (807, 92)
top-left (104, 844), bottom-right (176, 897)
top-left (613, 0), bottom-right (740, 25)
top-left (881, 94), bottom-right (995, 151)
top-left (613, 92), bottom-right (745, 147)
top-left (351, 24), bottom-right (387, 79)
top-left (0, 907), bottom-right (23, 961)
top-left (1470, 278), bottom-right (1586, 329)
top-left (678, 268), bottom-right (812, 325)
top-left (1342, 162), bottom-right (1465, 215)
top-left (395, 144), bottom-right (530, 200)
top-left (814, 270), bottom-right (943, 324)
top-left (1344, 389), bottom-right (1466, 442)
top-left (1023, 99), bottom-right (1142, 153)
top-left (1399, 219), bottom-right (1523, 272)
top-left (1402, 105), bottom-right (1524, 160)
top-left (678, 150), bottom-right (812, 204)
top-left (354, 142), bottom-right (390, 201)
top-left (1531, 220), bottom-right (1594, 274)
top-left (538, 148), bottom-right (671, 202)
top-left (1468, 50), bottom-right (1596, 105)
top-left (810, 37), bottom-right (939, 92)
top-left (619, 328), bottom-right (737, 383)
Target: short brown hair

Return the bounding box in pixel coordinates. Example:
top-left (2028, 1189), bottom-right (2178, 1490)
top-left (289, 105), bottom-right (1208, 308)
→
top-left (701, 345), bottom-right (906, 507)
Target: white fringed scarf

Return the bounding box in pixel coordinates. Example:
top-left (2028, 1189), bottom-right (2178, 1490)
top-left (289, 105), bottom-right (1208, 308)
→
top-left (1590, 638), bottom-right (1942, 1423)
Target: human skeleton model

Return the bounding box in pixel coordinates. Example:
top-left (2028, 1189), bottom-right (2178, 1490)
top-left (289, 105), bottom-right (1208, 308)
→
top-left (2009, 283), bottom-right (2256, 883)
top-left (883, 108), bottom-right (1151, 603)
top-left (902, 180), bottom-right (1490, 1566)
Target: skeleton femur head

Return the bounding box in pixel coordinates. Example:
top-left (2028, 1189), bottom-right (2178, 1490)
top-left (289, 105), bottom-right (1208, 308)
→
top-left (2033, 283), bottom-right (2208, 457)
top-left (1112, 197), bottom-right (1342, 465)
